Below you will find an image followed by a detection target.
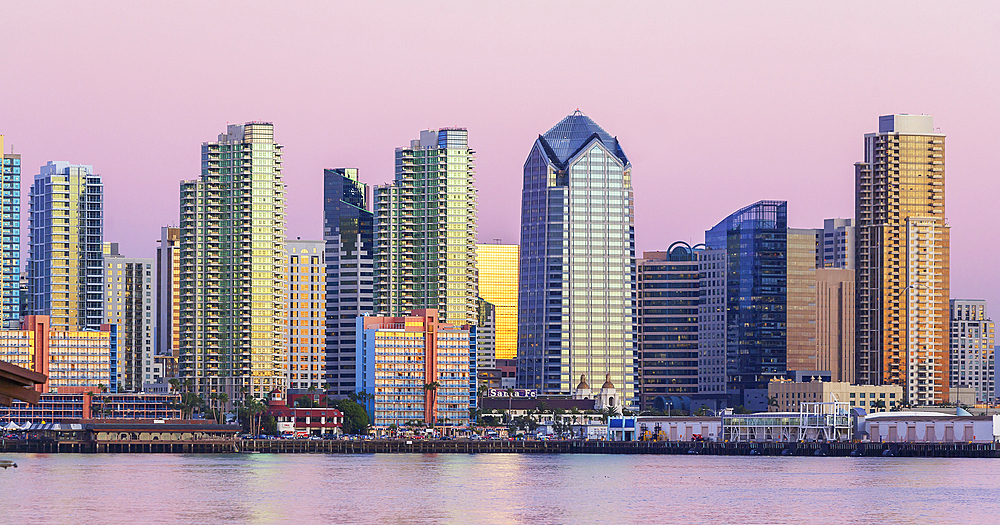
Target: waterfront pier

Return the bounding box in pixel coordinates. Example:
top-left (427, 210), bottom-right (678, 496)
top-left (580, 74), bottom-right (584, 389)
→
top-left (3, 438), bottom-right (997, 457)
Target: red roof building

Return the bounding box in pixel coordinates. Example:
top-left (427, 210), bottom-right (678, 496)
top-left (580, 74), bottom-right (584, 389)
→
top-left (266, 389), bottom-right (343, 436)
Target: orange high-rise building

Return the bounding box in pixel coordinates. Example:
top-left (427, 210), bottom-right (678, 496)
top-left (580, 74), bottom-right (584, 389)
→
top-left (856, 114), bottom-right (949, 405)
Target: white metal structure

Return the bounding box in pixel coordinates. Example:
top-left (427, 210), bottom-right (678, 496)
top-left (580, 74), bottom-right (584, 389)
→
top-left (722, 402), bottom-right (852, 442)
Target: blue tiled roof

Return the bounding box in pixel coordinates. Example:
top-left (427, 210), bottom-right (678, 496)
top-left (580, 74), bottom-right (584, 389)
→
top-left (538, 111), bottom-right (628, 168)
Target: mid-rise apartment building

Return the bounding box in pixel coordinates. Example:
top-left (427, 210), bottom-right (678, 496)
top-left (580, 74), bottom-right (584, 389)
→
top-left (767, 379), bottom-right (902, 412)
top-left (0, 315), bottom-right (116, 393)
top-left (103, 243), bottom-right (155, 392)
top-left (949, 300), bottom-right (995, 404)
top-left (356, 309), bottom-right (470, 428)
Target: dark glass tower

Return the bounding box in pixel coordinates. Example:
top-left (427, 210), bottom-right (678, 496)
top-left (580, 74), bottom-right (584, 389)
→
top-left (323, 168), bottom-right (374, 397)
top-left (516, 111), bottom-right (636, 405)
top-left (704, 200), bottom-right (787, 411)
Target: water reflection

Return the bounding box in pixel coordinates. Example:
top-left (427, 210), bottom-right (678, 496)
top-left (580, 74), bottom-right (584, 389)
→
top-left (1, 453), bottom-right (997, 523)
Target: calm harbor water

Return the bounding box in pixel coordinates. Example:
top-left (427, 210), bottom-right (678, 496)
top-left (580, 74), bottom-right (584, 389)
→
top-left (1, 453), bottom-right (997, 524)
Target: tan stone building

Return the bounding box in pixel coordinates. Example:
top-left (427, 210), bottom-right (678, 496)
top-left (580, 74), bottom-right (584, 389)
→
top-left (767, 379), bottom-right (902, 412)
top-left (815, 268), bottom-right (855, 382)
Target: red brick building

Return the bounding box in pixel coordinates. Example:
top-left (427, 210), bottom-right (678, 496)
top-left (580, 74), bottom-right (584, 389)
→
top-left (266, 390), bottom-right (343, 436)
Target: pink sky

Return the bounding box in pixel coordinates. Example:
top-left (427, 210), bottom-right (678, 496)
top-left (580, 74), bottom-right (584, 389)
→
top-left (2, 1), bottom-right (998, 311)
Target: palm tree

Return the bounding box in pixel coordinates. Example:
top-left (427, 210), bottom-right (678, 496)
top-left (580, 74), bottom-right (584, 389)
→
top-left (245, 396), bottom-right (267, 435)
top-left (767, 396), bottom-right (779, 412)
top-left (218, 393), bottom-right (230, 423)
top-left (168, 378), bottom-right (180, 393)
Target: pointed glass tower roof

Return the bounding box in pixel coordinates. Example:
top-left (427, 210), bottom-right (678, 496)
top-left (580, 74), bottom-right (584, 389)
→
top-left (538, 110), bottom-right (628, 167)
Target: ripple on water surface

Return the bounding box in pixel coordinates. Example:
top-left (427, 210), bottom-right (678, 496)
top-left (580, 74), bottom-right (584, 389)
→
top-left (1, 453), bottom-right (998, 524)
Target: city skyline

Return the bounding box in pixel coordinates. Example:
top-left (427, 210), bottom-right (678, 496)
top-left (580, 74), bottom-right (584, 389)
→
top-left (1, 3), bottom-right (997, 315)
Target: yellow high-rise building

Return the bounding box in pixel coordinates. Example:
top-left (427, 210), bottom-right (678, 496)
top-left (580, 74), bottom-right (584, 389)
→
top-left (476, 244), bottom-right (518, 359)
top-left (856, 114), bottom-right (949, 406)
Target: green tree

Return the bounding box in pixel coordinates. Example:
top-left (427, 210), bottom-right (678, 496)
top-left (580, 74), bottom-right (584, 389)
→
top-left (335, 399), bottom-right (370, 435)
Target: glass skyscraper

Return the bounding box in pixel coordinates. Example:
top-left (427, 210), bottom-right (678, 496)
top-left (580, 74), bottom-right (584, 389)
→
top-left (323, 168), bottom-right (374, 397)
top-left (28, 160), bottom-right (104, 332)
top-left (702, 200), bottom-right (787, 411)
top-left (516, 111), bottom-right (636, 406)
top-left (0, 135), bottom-right (21, 328)
top-left (475, 243), bottom-right (518, 359)
top-left (374, 129), bottom-right (478, 326)
top-left (178, 122), bottom-right (286, 400)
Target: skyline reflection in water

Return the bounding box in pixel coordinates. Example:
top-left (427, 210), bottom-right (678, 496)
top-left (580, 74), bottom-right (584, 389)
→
top-left (1, 453), bottom-right (997, 524)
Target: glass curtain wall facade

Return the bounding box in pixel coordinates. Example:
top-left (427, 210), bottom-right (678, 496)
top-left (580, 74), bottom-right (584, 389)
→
top-left (323, 168), bottom-right (374, 397)
top-left (705, 200), bottom-right (787, 411)
top-left (786, 228), bottom-right (818, 375)
top-left (855, 114), bottom-right (949, 405)
top-left (638, 244), bottom-right (700, 411)
top-left (374, 129), bottom-right (478, 327)
top-left (0, 136), bottom-right (21, 328)
top-left (179, 123), bottom-right (286, 400)
top-left (28, 161), bottom-right (104, 332)
top-left (475, 243), bottom-right (518, 359)
top-left (516, 111), bottom-right (636, 405)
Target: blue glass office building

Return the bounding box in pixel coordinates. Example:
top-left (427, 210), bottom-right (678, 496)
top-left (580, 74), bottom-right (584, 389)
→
top-left (323, 168), bottom-right (374, 397)
top-left (704, 200), bottom-right (787, 411)
top-left (516, 111), bottom-right (636, 405)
